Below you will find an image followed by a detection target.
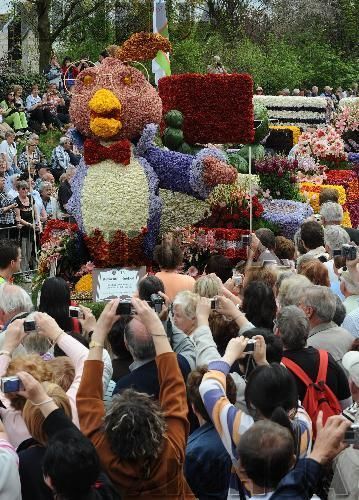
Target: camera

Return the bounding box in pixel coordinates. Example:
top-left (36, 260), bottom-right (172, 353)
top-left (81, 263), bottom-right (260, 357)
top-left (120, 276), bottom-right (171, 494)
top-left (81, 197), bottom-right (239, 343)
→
top-left (341, 244), bottom-right (357, 261)
top-left (241, 234), bottom-right (251, 247)
top-left (343, 424), bottom-right (359, 445)
top-left (24, 320), bottom-right (36, 333)
top-left (210, 298), bottom-right (218, 310)
top-left (1, 376), bottom-right (24, 393)
top-left (149, 293), bottom-right (164, 314)
top-left (332, 245), bottom-right (357, 260)
top-left (116, 301), bottom-right (134, 316)
top-left (233, 275), bottom-right (242, 286)
top-left (314, 214), bottom-right (322, 222)
top-left (244, 339), bottom-right (256, 353)
top-left (69, 306), bottom-right (84, 319)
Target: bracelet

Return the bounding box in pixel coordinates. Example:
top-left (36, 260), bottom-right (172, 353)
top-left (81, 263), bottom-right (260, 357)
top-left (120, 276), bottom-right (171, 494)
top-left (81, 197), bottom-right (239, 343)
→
top-left (151, 333), bottom-right (167, 337)
top-left (30, 398), bottom-right (54, 406)
top-left (53, 331), bottom-right (64, 344)
top-left (0, 350), bottom-right (11, 358)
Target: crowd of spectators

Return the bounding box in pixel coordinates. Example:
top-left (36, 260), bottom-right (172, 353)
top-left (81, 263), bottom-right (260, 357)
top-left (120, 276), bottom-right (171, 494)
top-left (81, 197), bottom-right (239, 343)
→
top-left (0, 197), bottom-right (358, 499)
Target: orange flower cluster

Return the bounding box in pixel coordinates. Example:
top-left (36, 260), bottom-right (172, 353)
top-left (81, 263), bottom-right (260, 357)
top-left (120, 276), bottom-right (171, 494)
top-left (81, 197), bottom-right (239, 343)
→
top-left (116, 32), bottom-right (172, 62)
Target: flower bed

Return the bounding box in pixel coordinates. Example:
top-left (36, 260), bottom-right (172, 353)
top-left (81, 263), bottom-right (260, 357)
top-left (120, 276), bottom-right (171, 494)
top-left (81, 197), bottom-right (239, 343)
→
top-left (261, 199), bottom-right (313, 238)
top-left (158, 73), bottom-right (254, 144)
top-left (254, 96), bottom-right (327, 128)
top-left (346, 201), bottom-right (359, 228)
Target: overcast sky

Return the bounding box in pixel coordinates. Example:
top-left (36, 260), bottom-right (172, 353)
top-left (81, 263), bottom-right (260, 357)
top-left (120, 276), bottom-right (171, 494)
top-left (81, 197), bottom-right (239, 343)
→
top-left (0, 1), bottom-right (11, 15)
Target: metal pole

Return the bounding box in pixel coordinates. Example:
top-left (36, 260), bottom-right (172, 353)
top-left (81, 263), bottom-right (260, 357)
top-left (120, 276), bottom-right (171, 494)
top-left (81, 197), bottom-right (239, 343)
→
top-left (248, 145), bottom-right (253, 234)
top-left (25, 144), bottom-right (39, 268)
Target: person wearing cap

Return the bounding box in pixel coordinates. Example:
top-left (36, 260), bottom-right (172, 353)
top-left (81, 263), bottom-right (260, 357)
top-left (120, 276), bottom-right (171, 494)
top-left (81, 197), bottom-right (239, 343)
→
top-left (255, 86), bottom-right (264, 95)
top-left (329, 350), bottom-right (359, 499)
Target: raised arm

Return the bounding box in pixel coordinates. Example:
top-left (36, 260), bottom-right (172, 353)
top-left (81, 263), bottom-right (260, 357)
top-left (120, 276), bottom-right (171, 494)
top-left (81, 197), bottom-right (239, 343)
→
top-left (131, 297), bottom-right (190, 459)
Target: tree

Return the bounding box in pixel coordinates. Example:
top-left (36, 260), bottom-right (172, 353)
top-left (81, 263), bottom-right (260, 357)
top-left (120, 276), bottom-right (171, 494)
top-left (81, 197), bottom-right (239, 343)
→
top-left (16, 0), bottom-right (108, 70)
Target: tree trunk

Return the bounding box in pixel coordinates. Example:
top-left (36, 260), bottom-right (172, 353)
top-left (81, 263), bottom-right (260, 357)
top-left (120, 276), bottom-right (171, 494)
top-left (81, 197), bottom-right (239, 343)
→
top-left (36, 0), bottom-right (52, 72)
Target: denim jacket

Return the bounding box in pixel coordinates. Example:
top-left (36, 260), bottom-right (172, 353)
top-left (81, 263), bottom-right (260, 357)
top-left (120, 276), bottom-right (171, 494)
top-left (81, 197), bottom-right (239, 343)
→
top-left (185, 422), bottom-right (232, 499)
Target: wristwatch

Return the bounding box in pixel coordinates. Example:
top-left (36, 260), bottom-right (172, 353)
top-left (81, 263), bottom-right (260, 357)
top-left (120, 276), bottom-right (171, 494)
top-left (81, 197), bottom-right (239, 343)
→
top-left (89, 340), bottom-right (104, 349)
top-left (0, 350), bottom-right (11, 357)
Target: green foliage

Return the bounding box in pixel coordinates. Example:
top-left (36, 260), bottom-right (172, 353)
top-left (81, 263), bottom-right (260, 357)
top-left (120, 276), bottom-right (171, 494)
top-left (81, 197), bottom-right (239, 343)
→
top-left (39, 130), bottom-right (62, 162)
top-left (227, 153), bottom-right (248, 173)
top-left (238, 144), bottom-right (265, 162)
top-left (165, 110), bottom-right (184, 128)
top-left (0, 67), bottom-right (47, 101)
top-left (254, 103), bottom-right (269, 143)
top-left (259, 172), bottom-right (302, 202)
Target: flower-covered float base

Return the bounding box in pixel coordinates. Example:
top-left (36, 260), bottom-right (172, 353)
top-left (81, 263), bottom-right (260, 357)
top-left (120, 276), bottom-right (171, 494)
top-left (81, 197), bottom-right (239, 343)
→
top-left (262, 200), bottom-right (313, 239)
top-left (84, 228), bottom-right (151, 268)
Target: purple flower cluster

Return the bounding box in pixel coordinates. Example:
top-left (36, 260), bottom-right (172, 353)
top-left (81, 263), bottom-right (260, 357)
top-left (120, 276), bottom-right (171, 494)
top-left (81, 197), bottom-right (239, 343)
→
top-left (67, 159), bottom-right (88, 232)
top-left (137, 156), bottom-right (163, 258)
top-left (262, 199), bottom-right (313, 238)
top-left (255, 156), bottom-right (298, 176)
top-left (348, 152), bottom-right (359, 164)
top-left (135, 123), bottom-right (158, 157)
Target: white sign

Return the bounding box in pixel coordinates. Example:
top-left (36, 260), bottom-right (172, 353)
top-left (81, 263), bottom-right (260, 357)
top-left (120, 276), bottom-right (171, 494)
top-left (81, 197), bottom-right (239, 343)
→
top-left (92, 267), bottom-right (146, 302)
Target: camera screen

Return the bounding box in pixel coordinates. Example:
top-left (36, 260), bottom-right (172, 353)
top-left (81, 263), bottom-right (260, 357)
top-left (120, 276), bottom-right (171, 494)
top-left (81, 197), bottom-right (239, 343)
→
top-left (24, 321), bottom-right (36, 332)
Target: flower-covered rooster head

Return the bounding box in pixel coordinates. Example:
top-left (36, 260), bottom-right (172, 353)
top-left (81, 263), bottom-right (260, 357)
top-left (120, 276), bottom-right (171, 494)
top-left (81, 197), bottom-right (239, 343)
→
top-left (69, 33), bottom-right (171, 141)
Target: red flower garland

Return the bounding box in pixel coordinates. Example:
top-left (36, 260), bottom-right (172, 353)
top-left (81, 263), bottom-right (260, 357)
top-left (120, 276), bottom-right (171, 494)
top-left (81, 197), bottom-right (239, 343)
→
top-left (84, 138), bottom-right (132, 166)
top-left (84, 228), bottom-right (151, 267)
top-left (189, 226), bottom-right (250, 261)
top-left (41, 220), bottom-right (78, 245)
top-left (158, 73), bottom-right (254, 145)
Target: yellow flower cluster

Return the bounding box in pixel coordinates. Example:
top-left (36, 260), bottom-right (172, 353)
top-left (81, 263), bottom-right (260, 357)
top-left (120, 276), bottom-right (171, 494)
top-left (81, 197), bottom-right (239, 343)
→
top-left (207, 183), bottom-right (241, 207)
top-left (75, 274), bottom-right (93, 293)
top-left (342, 211), bottom-right (352, 228)
top-left (299, 182), bottom-right (346, 213)
top-left (269, 125), bottom-right (302, 145)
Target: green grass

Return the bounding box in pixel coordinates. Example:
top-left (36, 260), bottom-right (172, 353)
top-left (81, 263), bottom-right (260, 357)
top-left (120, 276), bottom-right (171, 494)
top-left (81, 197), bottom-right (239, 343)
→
top-left (39, 130), bottom-right (62, 162)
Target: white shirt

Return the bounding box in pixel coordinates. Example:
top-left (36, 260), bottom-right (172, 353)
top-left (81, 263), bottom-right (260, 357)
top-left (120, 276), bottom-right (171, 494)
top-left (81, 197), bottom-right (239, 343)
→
top-left (26, 94), bottom-right (42, 111)
top-left (0, 140), bottom-right (17, 168)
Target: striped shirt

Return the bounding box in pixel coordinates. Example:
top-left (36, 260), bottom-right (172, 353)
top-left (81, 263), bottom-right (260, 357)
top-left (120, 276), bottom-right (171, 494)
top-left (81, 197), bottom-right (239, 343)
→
top-left (199, 360), bottom-right (312, 497)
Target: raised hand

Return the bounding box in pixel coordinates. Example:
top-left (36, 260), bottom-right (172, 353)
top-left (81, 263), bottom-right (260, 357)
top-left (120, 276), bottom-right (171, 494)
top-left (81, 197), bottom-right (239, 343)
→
top-left (17, 371), bottom-right (48, 404)
top-left (34, 312), bottom-right (63, 342)
top-left (223, 336), bottom-right (249, 366)
top-left (3, 319), bottom-right (27, 355)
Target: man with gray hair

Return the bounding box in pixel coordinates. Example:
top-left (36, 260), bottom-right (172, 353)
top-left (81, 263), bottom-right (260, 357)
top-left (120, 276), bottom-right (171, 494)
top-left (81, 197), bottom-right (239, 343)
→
top-left (277, 305), bottom-right (351, 409)
top-left (323, 225), bottom-right (350, 300)
top-left (340, 270), bottom-right (359, 314)
top-left (320, 201), bottom-right (359, 245)
top-left (112, 316), bottom-right (190, 399)
top-left (299, 285), bottom-right (353, 363)
top-left (0, 283), bottom-right (33, 355)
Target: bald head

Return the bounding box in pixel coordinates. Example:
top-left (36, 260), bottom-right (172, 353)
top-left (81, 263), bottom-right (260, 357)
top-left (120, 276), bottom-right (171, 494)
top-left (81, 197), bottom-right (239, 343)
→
top-left (124, 317), bottom-right (156, 361)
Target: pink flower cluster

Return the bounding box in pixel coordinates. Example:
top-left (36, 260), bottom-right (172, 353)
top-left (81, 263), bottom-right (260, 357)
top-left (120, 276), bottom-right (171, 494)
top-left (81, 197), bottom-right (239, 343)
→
top-left (296, 156), bottom-right (327, 184)
top-left (297, 127), bottom-right (347, 160)
top-left (75, 261), bottom-right (95, 278)
top-left (334, 104), bottom-right (359, 135)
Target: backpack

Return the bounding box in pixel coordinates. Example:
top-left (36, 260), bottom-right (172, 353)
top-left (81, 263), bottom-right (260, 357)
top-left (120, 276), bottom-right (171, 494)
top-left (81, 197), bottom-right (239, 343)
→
top-left (282, 350), bottom-right (342, 438)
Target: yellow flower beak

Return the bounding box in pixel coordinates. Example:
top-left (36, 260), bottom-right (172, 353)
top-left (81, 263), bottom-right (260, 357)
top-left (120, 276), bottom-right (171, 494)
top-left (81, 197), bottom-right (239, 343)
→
top-left (88, 89), bottom-right (123, 139)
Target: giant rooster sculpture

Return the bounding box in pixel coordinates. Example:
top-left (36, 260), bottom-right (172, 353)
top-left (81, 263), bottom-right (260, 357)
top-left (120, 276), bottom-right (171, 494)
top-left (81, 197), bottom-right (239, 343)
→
top-left (67, 33), bottom-right (237, 267)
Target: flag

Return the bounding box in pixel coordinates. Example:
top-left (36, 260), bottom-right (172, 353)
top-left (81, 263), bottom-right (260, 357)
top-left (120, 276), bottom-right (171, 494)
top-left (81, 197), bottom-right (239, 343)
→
top-left (152, 0), bottom-right (171, 85)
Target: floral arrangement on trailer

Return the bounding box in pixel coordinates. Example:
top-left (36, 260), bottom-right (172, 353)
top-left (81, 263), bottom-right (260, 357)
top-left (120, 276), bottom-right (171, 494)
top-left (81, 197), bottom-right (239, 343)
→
top-left (65, 32), bottom-right (253, 268)
top-left (253, 96), bottom-right (327, 128)
top-left (334, 103), bottom-right (359, 154)
top-left (33, 220), bottom-right (88, 295)
top-left (297, 127), bottom-right (347, 168)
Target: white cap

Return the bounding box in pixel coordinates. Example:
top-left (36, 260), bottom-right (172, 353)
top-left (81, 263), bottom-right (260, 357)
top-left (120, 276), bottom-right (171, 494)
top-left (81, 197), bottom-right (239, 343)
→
top-left (342, 351), bottom-right (359, 386)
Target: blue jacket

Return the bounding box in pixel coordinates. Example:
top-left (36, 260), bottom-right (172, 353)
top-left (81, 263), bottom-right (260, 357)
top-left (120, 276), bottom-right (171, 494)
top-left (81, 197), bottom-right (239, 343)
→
top-left (271, 458), bottom-right (322, 499)
top-left (184, 422), bottom-right (232, 499)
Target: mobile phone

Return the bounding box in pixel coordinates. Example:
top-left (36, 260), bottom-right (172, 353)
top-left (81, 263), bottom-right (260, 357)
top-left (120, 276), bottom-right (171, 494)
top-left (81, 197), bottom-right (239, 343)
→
top-left (23, 320), bottom-right (36, 333)
top-left (343, 425), bottom-right (359, 445)
top-left (1, 376), bottom-right (24, 393)
top-left (210, 298), bottom-right (217, 310)
top-left (69, 306), bottom-right (84, 319)
top-left (233, 275), bottom-right (243, 286)
top-left (241, 234), bottom-right (251, 246)
top-left (244, 339), bottom-right (256, 353)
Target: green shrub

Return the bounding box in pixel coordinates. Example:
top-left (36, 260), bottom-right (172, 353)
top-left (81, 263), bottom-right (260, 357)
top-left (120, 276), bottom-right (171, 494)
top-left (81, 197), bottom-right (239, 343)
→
top-left (0, 60), bottom-right (47, 100)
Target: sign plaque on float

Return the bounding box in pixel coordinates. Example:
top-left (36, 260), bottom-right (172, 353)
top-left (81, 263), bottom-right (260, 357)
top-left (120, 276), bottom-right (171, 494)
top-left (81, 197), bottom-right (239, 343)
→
top-left (92, 267), bottom-right (146, 302)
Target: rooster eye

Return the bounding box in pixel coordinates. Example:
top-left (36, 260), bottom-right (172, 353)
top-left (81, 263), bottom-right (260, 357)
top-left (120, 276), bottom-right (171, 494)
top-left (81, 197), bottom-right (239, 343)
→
top-left (122, 75), bottom-right (132, 86)
top-left (83, 75), bottom-right (94, 86)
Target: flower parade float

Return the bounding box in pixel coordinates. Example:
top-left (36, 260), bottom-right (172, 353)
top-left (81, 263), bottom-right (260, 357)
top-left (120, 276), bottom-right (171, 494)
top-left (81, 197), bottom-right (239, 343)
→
top-left (66, 32), bottom-right (244, 268)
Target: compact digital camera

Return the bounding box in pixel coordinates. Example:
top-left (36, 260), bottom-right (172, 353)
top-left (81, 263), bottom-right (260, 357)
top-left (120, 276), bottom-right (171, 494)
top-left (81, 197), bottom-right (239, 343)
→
top-left (1, 376), bottom-right (24, 393)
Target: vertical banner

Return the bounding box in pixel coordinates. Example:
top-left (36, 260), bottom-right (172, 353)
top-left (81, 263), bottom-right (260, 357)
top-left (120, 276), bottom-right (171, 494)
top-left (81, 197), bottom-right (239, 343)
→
top-left (152, 0), bottom-right (171, 85)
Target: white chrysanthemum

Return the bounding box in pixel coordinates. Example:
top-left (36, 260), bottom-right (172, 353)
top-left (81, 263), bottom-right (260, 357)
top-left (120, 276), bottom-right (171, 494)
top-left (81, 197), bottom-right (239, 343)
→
top-left (81, 158), bottom-right (149, 240)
